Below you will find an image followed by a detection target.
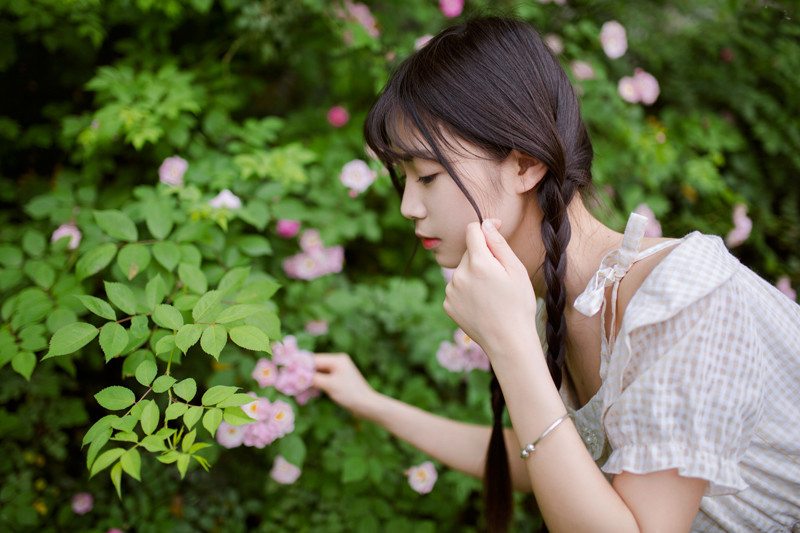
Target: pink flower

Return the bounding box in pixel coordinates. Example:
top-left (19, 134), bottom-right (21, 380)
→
top-left (570, 60), bottom-right (596, 81)
top-left (633, 203), bottom-right (662, 238)
top-left (271, 336), bottom-right (301, 365)
top-left (276, 219), bottom-right (301, 238)
top-left (725, 203), bottom-right (752, 248)
top-left (51, 223), bottom-right (82, 250)
top-left (341, 1), bottom-right (380, 38)
top-left (283, 251), bottom-right (326, 280)
top-left (544, 34), bottom-right (563, 55)
top-left (776, 276), bottom-right (797, 301)
top-left (618, 76), bottom-right (638, 103)
top-left (436, 341), bottom-right (466, 372)
top-left (270, 455), bottom-right (301, 484)
top-left (269, 399), bottom-right (295, 437)
top-left (327, 106), bottom-right (350, 128)
top-left (415, 34), bottom-right (433, 50)
top-left (407, 461), bottom-right (437, 494)
top-left (299, 229), bottom-right (323, 252)
top-left (241, 394), bottom-right (272, 422)
top-left (252, 358), bottom-right (279, 388)
top-left (275, 365), bottom-right (315, 397)
top-left (600, 20), bottom-right (627, 59)
top-left (439, 0), bottom-right (463, 18)
top-left (158, 156), bottom-right (188, 187)
top-left (71, 492), bottom-right (93, 515)
top-left (216, 421), bottom-right (245, 449)
top-left (294, 387), bottom-right (321, 405)
top-left (339, 159), bottom-right (377, 195)
top-left (107, 530), bottom-right (125, 533)
top-left (632, 68), bottom-right (660, 105)
top-left (209, 189), bottom-right (242, 209)
top-left (305, 320), bottom-right (329, 336)
top-left (453, 329), bottom-right (489, 371)
top-left (283, 232), bottom-right (345, 280)
top-left (242, 421), bottom-right (279, 448)
top-left (323, 246), bottom-right (345, 274)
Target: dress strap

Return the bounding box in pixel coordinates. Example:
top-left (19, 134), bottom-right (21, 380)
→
top-left (573, 213), bottom-right (648, 318)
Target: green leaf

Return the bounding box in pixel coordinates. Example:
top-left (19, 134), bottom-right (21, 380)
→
top-left (140, 400), bottom-right (159, 435)
top-left (11, 350), bottom-right (36, 381)
top-left (165, 402), bottom-right (188, 421)
top-left (152, 375), bottom-right (176, 393)
top-left (202, 408), bottom-right (223, 437)
top-left (135, 359), bottom-right (157, 387)
top-left (175, 324), bottom-right (203, 353)
top-left (177, 453), bottom-right (190, 479)
top-left (153, 304), bottom-right (184, 330)
top-left (235, 279), bottom-right (281, 304)
top-left (75, 243), bottom-right (118, 280)
top-left (23, 259), bottom-right (55, 289)
top-left (216, 393), bottom-right (256, 408)
top-left (99, 322), bottom-right (129, 361)
top-left (94, 386), bottom-right (136, 410)
top-left (153, 241), bottom-right (180, 271)
top-left (201, 385), bottom-right (238, 406)
top-left (90, 448), bottom-right (125, 478)
top-left (200, 325), bottom-right (227, 359)
top-left (154, 334), bottom-right (176, 355)
top-left (117, 244), bottom-right (151, 280)
top-left (93, 209), bottom-right (138, 242)
top-left (157, 450), bottom-right (180, 465)
top-left (86, 428), bottom-right (112, 470)
top-left (112, 431), bottom-right (138, 443)
top-left (223, 406), bottom-right (255, 426)
top-left (229, 325), bottom-right (269, 352)
top-left (124, 316), bottom-right (151, 354)
top-left (236, 235), bottom-right (272, 257)
top-left (216, 304), bottom-right (262, 324)
top-left (141, 434), bottom-right (167, 452)
top-left (145, 199), bottom-right (174, 240)
top-left (278, 435), bottom-right (307, 467)
top-left (75, 295), bottom-right (116, 321)
top-left (145, 274), bottom-right (167, 310)
top-left (342, 455), bottom-right (369, 483)
top-left (104, 281), bottom-right (138, 315)
top-left (111, 462), bottom-right (123, 498)
top-left (183, 406), bottom-right (203, 430)
top-left (120, 448), bottom-right (142, 481)
top-left (173, 378), bottom-right (197, 402)
top-left (44, 322), bottom-right (99, 359)
top-left (111, 415), bottom-right (138, 433)
top-left (0, 244), bottom-right (23, 268)
top-left (22, 230), bottom-right (46, 257)
top-left (181, 429), bottom-right (197, 453)
top-left (83, 414), bottom-right (118, 447)
top-left (217, 266), bottom-right (250, 296)
top-left (191, 290), bottom-right (222, 323)
top-left (178, 262), bottom-right (207, 294)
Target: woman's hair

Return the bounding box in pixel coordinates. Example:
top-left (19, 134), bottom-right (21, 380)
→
top-left (364, 16), bottom-right (594, 532)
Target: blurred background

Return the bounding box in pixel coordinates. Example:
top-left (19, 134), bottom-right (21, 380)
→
top-left (1, 0), bottom-right (798, 531)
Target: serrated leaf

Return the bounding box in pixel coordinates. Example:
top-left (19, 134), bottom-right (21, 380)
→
top-left (229, 325), bottom-right (269, 352)
top-left (110, 415), bottom-right (138, 433)
top-left (152, 375), bottom-right (176, 393)
top-left (153, 241), bottom-right (180, 271)
top-left (141, 434), bottom-right (167, 452)
top-left (217, 266), bottom-right (250, 296)
top-left (178, 262), bottom-right (207, 294)
top-left (44, 322), bottom-right (99, 359)
top-left (153, 304), bottom-right (184, 330)
top-left (99, 322), bottom-right (129, 361)
top-left (111, 462), bottom-right (123, 498)
top-left (216, 392), bottom-right (256, 408)
top-left (235, 279), bottom-right (281, 304)
top-left (145, 199), bottom-right (174, 240)
top-left (124, 317), bottom-right (150, 354)
top-left (75, 243), bottom-right (118, 280)
top-left (173, 378), bottom-right (197, 402)
top-left (165, 402), bottom-right (188, 421)
top-left (181, 429), bottom-right (197, 453)
top-left (202, 408), bottom-right (223, 437)
top-left (75, 295), bottom-right (116, 321)
top-left (117, 244), bottom-right (150, 280)
top-left (120, 448), bottom-right (142, 481)
top-left (83, 414), bottom-right (118, 447)
top-left (177, 454), bottom-right (190, 479)
top-left (86, 428), bottom-right (112, 470)
top-left (183, 406), bottom-right (203, 430)
top-left (104, 281), bottom-right (138, 315)
top-left (11, 351), bottom-right (36, 381)
top-left (200, 325), bottom-right (226, 359)
top-left (223, 406), bottom-right (255, 426)
top-left (157, 450), bottom-right (180, 464)
top-left (111, 431), bottom-right (139, 443)
top-left (175, 324), bottom-right (203, 353)
top-left (135, 359), bottom-right (158, 387)
top-left (201, 385), bottom-right (238, 406)
top-left (145, 274), bottom-right (167, 310)
top-left (216, 304), bottom-right (262, 324)
top-left (94, 209), bottom-right (138, 242)
top-left (94, 386), bottom-right (135, 411)
top-left (140, 400), bottom-right (159, 435)
top-left (191, 290), bottom-right (223, 323)
top-left (90, 448), bottom-right (125, 478)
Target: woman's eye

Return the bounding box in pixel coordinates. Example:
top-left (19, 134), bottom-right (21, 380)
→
top-left (418, 174), bottom-right (437, 184)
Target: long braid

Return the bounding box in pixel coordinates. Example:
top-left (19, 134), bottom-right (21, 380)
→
top-left (485, 373), bottom-right (512, 532)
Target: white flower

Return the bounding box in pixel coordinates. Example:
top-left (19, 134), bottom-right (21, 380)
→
top-left (209, 189), bottom-right (242, 209)
top-left (339, 159), bottom-right (377, 194)
top-left (407, 461), bottom-right (438, 494)
top-left (600, 20), bottom-right (627, 59)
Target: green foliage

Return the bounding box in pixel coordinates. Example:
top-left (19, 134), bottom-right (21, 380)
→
top-left (0, 0), bottom-right (798, 531)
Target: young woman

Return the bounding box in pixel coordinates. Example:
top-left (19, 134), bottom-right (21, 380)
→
top-left (312, 16), bottom-right (800, 533)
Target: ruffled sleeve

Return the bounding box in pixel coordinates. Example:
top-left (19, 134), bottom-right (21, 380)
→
top-left (600, 259), bottom-right (766, 496)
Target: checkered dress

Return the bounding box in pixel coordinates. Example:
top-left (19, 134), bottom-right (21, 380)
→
top-left (560, 214), bottom-right (800, 532)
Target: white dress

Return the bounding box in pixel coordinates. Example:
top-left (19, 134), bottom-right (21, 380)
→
top-left (559, 213), bottom-right (800, 532)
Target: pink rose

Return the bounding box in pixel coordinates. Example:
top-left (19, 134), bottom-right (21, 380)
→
top-left (252, 358), bottom-right (279, 388)
top-left (242, 421), bottom-right (279, 448)
top-left (633, 68), bottom-right (660, 105)
top-left (600, 20), bottom-right (627, 59)
top-left (294, 387), bottom-right (321, 405)
top-left (414, 35), bottom-right (433, 50)
top-left (299, 229), bottom-right (324, 253)
top-left (633, 203), bottom-right (662, 238)
top-left (339, 159), bottom-right (377, 195)
top-left (51, 223), bottom-right (82, 250)
top-left (304, 320), bottom-right (329, 336)
top-left (341, 1), bottom-right (379, 38)
top-left (275, 365), bottom-right (315, 397)
top-left (269, 399), bottom-right (295, 437)
top-left (436, 341), bottom-right (466, 372)
top-left (327, 106), bottom-right (350, 128)
top-left (407, 461), bottom-right (438, 494)
top-left (209, 189), bottom-right (242, 209)
top-left (71, 492), bottom-right (93, 515)
top-left (570, 60), bottom-right (596, 81)
top-left (271, 336), bottom-right (301, 365)
top-left (776, 276), bottom-right (796, 301)
top-left (241, 394), bottom-right (272, 422)
top-left (216, 421), bottom-right (245, 449)
top-left (725, 203), bottom-right (752, 248)
top-left (439, 0), bottom-right (463, 18)
top-left (276, 219), bottom-right (301, 238)
top-left (270, 455), bottom-right (301, 484)
top-left (158, 156), bottom-right (188, 187)
top-left (617, 76), bottom-right (638, 103)
top-left (544, 34), bottom-right (563, 55)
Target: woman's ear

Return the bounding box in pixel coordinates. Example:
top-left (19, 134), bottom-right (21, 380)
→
top-left (512, 150), bottom-right (548, 194)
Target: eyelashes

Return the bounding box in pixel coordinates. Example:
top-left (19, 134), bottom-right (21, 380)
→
top-left (417, 174), bottom-right (437, 184)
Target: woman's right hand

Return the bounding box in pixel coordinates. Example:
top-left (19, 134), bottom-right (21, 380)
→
top-left (312, 353), bottom-right (379, 420)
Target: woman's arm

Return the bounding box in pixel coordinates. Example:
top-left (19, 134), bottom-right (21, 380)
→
top-left (312, 353), bottom-right (533, 492)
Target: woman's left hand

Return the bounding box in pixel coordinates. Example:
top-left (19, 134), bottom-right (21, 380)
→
top-left (443, 219), bottom-right (539, 359)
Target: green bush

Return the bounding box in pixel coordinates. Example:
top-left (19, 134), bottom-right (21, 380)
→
top-left (1, 0), bottom-right (797, 531)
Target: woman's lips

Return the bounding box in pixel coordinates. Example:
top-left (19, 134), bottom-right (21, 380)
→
top-left (421, 238), bottom-right (441, 250)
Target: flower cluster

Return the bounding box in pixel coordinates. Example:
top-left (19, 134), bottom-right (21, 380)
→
top-left (618, 68), bottom-right (660, 105)
top-left (216, 393), bottom-right (295, 449)
top-left (252, 336), bottom-right (319, 404)
top-left (158, 155), bottom-right (187, 187)
top-left (726, 203), bottom-right (752, 248)
top-left (282, 229), bottom-right (344, 280)
top-left (436, 329), bottom-right (490, 373)
top-left (339, 159), bottom-right (377, 196)
top-left (406, 461), bottom-right (438, 494)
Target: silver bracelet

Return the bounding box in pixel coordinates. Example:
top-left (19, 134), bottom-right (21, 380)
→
top-left (520, 413), bottom-right (571, 459)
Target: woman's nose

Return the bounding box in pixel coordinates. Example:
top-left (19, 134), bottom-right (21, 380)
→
top-left (400, 182), bottom-right (426, 220)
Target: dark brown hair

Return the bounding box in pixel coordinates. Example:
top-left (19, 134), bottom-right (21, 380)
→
top-left (365, 16), bottom-right (594, 532)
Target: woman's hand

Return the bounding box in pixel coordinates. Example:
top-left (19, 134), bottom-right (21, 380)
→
top-left (443, 219), bottom-right (540, 360)
top-left (312, 353), bottom-right (380, 420)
